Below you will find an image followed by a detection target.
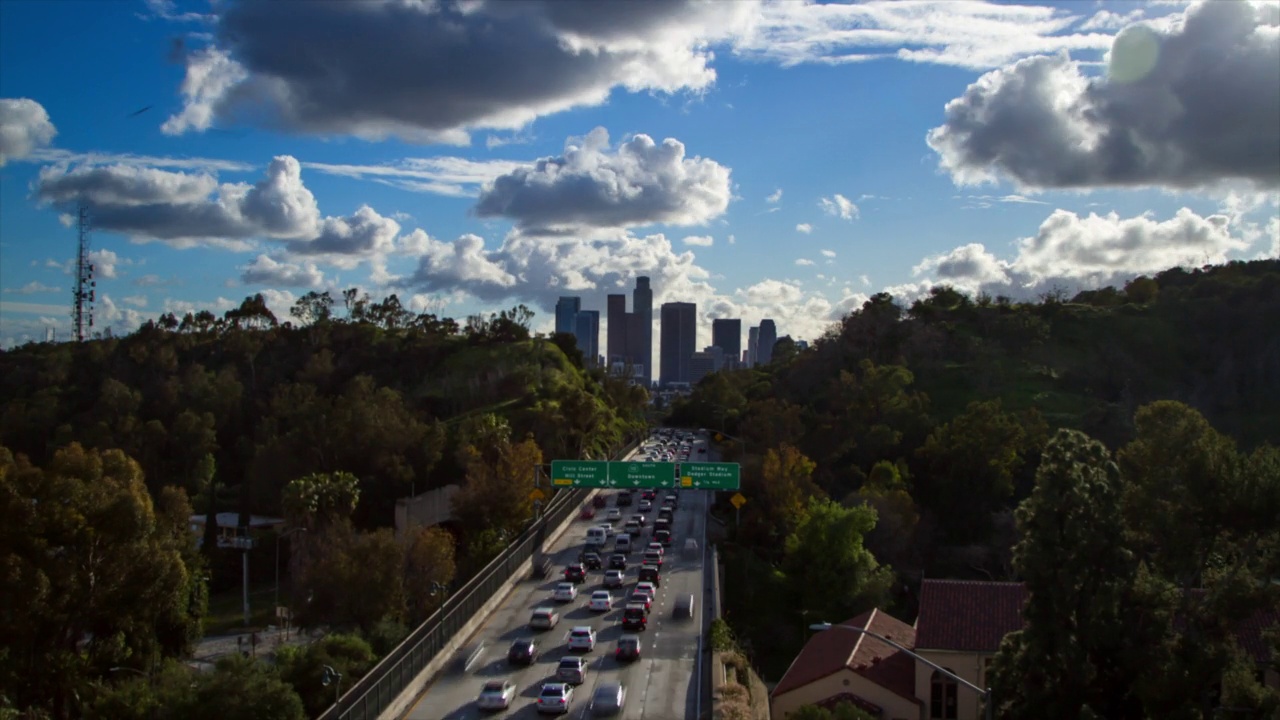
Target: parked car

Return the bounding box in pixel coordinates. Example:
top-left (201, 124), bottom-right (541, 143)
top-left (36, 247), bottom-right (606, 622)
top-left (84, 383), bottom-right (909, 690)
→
top-left (567, 626), bottom-right (598, 652)
top-left (615, 634), bottom-right (643, 661)
top-left (537, 683), bottom-right (574, 714)
top-left (553, 582), bottom-right (577, 602)
top-left (557, 656), bottom-right (588, 684)
top-left (477, 680), bottom-right (517, 711)
top-left (508, 638), bottom-right (538, 665)
top-left (530, 607), bottom-right (560, 630)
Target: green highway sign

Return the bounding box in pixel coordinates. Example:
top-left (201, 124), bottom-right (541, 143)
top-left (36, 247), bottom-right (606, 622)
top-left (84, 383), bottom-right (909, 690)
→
top-left (610, 461), bottom-right (677, 489)
top-left (551, 460), bottom-right (610, 487)
top-left (680, 462), bottom-right (741, 490)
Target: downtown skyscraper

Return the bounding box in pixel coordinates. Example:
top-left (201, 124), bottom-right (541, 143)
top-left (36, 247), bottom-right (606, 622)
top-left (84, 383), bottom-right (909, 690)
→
top-left (659, 301), bottom-right (697, 386)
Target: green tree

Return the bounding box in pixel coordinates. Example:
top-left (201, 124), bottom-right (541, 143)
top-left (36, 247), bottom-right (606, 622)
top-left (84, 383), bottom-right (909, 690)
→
top-left (275, 634), bottom-right (376, 717)
top-left (782, 497), bottom-right (893, 623)
top-left (990, 429), bottom-right (1159, 719)
top-left (741, 443), bottom-right (822, 554)
top-left (403, 525), bottom-right (457, 622)
top-left (295, 526), bottom-right (406, 633)
top-left (176, 655), bottom-right (304, 720)
top-left (0, 444), bottom-right (204, 720)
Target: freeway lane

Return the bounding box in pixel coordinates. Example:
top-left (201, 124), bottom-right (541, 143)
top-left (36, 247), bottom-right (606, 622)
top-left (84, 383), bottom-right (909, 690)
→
top-left (401, 434), bottom-right (710, 720)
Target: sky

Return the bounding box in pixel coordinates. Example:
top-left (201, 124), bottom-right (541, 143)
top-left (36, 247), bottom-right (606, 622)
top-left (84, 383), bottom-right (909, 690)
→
top-left (1, 0), bottom-right (1277, 363)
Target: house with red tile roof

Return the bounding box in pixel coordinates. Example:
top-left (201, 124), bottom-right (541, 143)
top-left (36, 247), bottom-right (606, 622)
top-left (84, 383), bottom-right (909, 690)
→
top-left (770, 608), bottom-right (922, 720)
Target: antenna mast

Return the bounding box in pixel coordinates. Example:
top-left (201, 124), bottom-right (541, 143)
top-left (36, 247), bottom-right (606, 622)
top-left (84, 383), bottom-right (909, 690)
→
top-left (71, 205), bottom-right (95, 342)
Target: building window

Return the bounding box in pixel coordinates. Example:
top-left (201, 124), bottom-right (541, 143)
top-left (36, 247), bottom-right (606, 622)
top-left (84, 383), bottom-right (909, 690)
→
top-left (930, 669), bottom-right (958, 719)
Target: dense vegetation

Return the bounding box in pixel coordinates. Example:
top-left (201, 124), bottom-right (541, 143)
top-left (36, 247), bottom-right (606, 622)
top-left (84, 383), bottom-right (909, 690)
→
top-left (673, 260), bottom-right (1280, 713)
top-left (0, 292), bottom-right (647, 719)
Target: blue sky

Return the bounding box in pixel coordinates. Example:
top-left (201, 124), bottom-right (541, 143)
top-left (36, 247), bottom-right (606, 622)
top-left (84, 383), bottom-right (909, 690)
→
top-left (1, 0), bottom-right (1277, 360)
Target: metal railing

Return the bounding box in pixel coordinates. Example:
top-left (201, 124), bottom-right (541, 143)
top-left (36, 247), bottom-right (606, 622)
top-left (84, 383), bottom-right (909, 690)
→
top-left (318, 438), bottom-right (640, 720)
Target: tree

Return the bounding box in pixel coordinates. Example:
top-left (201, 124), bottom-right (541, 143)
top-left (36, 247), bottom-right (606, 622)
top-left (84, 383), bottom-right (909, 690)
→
top-left (782, 497), bottom-right (893, 623)
top-left (177, 655), bottom-right (304, 720)
top-left (403, 525), bottom-right (457, 622)
top-left (0, 444), bottom-right (204, 719)
top-left (295, 526), bottom-right (406, 632)
top-left (275, 634), bottom-right (376, 717)
top-left (289, 291), bottom-right (335, 326)
top-left (452, 435), bottom-right (543, 545)
top-left (741, 443), bottom-right (822, 554)
top-left (990, 429), bottom-right (1158, 719)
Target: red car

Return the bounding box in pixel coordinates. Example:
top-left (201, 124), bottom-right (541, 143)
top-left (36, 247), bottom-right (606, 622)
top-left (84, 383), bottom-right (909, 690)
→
top-left (579, 505), bottom-right (596, 520)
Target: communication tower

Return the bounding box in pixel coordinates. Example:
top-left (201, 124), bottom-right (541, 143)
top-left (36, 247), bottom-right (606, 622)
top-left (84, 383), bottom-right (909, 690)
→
top-left (71, 205), bottom-right (95, 342)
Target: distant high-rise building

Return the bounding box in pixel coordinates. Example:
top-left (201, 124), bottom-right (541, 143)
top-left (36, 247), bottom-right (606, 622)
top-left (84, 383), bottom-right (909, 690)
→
top-left (555, 296), bottom-right (581, 335)
top-left (712, 318), bottom-right (741, 371)
top-left (796, 339), bottom-right (809, 351)
top-left (633, 277), bottom-right (653, 386)
top-left (574, 310), bottom-right (599, 367)
top-left (689, 348), bottom-right (719, 385)
top-left (747, 326), bottom-right (759, 367)
top-left (758, 319), bottom-right (778, 365)
top-left (659, 302), bottom-right (697, 386)
top-left (607, 294), bottom-right (628, 365)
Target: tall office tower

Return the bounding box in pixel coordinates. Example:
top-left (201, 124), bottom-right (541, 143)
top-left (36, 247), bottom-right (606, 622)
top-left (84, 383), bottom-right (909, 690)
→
top-left (607, 294), bottom-right (628, 365)
top-left (574, 310), bottom-right (599, 367)
top-left (633, 276), bottom-right (653, 386)
top-left (555, 296), bottom-right (581, 335)
top-left (659, 302), bottom-right (697, 386)
top-left (711, 318), bottom-right (741, 370)
top-left (689, 350), bottom-right (718, 385)
top-left (748, 326), bottom-right (759, 367)
top-left (758, 319), bottom-right (778, 365)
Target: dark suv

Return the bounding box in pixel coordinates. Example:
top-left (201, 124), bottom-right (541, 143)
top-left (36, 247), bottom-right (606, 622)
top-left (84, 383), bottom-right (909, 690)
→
top-left (608, 553), bottom-right (627, 570)
top-left (564, 564), bottom-right (586, 583)
top-left (616, 492), bottom-right (633, 507)
top-left (638, 565), bottom-right (661, 586)
top-left (580, 552), bottom-right (602, 570)
top-left (622, 604), bottom-right (648, 631)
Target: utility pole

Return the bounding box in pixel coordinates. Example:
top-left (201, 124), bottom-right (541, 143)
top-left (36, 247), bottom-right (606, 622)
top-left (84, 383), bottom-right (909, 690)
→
top-left (71, 205), bottom-right (95, 342)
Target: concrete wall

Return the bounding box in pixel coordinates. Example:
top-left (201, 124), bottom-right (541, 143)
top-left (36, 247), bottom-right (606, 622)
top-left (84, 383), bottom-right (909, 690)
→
top-left (376, 490), bottom-right (594, 720)
top-left (394, 485), bottom-right (460, 538)
top-left (771, 668), bottom-right (921, 720)
top-left (913, 650), bottom-right (991, 720)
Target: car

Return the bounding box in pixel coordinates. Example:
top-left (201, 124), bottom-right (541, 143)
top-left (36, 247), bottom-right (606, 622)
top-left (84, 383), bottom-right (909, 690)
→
top-left (638, 565), bottom-right (661, 586)
top-left (628, 591), bottom-right (652, 613)
top-left (641, 490), bottom-right (657, 501)
top-left (605, 508), bottom-right (622, 521)
top-left (646, 543), bottom-right (664, 555)
top-left (557, 656), bottom-right (588, 684)
top-left (654, 529), bottom-right (672, 546)
top-left (589, 590), bottom-right (613, 612)
top-left (615, 634), bottom-right (643, 661)
top-left (581, 553), bottom-right (602, 570)
top-left (477, 680), bottom-right (517, 711)
top-left (553, 582), bottom-right (577, 602)
top-left (530, 607), bottom-right (560, 630)
top-left (665, 494), bottom-right (680, 508)
top-left (642, 551), bottom-right (663, 568)
top-left (564, 564), bottom-right (587, 583)
top-left (623, 521), bottom-right (641, 536)
top-left (638, 499), bottom-right (652, 512)
top-left (591, 682), bottom-right (627, 716)
top-left (608, 553), bottom-right (627, 570)
top-left (698, 447), bottom-right (707, 454)
top-left (592, 494), bottom-right (608, 508)
top-left (597, 522), bottom-right (616, 537)
top-left (636, 581), bottom-right (658, 599)
top-left (674, 594), bottom-right (696, 620)
top-left (537, 683), bottom-right (574, 715)
top-left (603, 569), bottom-right (625, 588)
top-left (579, 505), bottom-right (596, 520)
top-left (631, 514), bottom-right (646, 527)
top-left (508, 638), bottom-right (538, 665)
top-left (622, 603), bottom-right (648, 630)
top-left (567, 626), bottom-right (597, 651)
top-left (615, 492), bottom-right (633, 507)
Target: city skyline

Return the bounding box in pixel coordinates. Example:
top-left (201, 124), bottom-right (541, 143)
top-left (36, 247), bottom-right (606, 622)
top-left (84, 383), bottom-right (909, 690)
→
top-left (1, 1), bottom-right (1276, 349)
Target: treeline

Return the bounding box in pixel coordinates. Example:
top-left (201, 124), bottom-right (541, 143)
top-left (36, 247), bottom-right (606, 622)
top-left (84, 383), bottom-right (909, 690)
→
top-left (670, 259), bottom-right (1280, 711)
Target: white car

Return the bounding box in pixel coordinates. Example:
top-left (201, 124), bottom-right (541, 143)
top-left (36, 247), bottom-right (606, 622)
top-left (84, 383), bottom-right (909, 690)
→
top-left (538, 683), bottom-right (574, 714)
top-left (553, 582), bottom-right (577, 602)
top-left (647, 543), bottom-right (664, 556)
top-left (477, 680), bottom-right (516, 710)
top-left (605, 508), bottom-right (622, 521)
top-left (603, 569), bottom-right (625, 588)
top-left (589, 590), bottom-right (613, 612)
top-left (635, 582), bottom-right (657, 601)
top-left (567, 626), bottom-right (597, 651)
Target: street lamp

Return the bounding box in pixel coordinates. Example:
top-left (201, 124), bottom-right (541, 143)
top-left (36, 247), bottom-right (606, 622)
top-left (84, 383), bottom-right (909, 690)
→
top-left (809, 622), bottom-right (993, 720)
top-left (275, 527), bottom-right (307, 610)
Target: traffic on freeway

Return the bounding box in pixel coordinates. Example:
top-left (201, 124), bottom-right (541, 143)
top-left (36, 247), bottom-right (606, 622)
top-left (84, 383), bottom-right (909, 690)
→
top-left (401, 429), bottom-right (712, 719)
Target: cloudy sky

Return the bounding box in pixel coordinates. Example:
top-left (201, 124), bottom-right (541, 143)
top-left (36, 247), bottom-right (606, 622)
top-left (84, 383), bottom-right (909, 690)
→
top-left (1, 0), bottom-right (1277, 359)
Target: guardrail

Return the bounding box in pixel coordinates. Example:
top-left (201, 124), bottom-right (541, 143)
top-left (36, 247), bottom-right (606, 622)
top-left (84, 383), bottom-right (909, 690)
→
top-left (317, 438), bottom-right (641, 720)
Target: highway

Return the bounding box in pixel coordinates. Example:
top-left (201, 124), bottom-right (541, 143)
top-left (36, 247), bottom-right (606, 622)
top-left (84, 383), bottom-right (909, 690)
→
top-left (400, 432), bottom-right (712, 720)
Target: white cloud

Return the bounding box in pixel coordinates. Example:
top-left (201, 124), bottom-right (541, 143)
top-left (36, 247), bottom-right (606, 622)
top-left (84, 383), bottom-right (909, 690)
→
top-left (1078, 8), bottom-right (1147, 32)
top-left (3, 281), bottom-right (59, 295)
top-left (796, 223), bottom-right (813, 234)
top-left (88, 249), bottom-right (129, 279)
top-left (239, 255), bottom-right (326, 287)
top-left (121, 295), bottom-right (148, 308)
top-left (285, 205), bottom-right (400, 266)
top-left (161, 47), bottom-right (248, 136)
top-left (27, 148), bottom-right (252, 173)
top-left (683, 235), bottom-right (714, 247)
top-left (820, 249), bottom-right (836, 258)
top-left (766, 188), bottom-right (783, 203)
top-left (474, 127), bottom-right (732, 231)
top-left (819, 193), bottom-right (859, 220)
top-left (0, 98), bottom-right (57, 166)
top-left (303, 156), bottom-right (526, 198)
top-left (795, 258), bottom-right (815, 266)
top-left (929, 2), bottom-right (1280, 192)
top-left (727, 234), bottom-right (736, 245)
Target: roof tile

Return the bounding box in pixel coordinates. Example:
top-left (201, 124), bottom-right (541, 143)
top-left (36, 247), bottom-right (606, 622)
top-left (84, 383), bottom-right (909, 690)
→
top-left (915, 579), bottom-right (1027, 653)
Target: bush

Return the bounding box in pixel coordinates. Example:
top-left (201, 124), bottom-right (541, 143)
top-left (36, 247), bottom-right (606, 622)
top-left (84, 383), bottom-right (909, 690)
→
top-left (709, 618), bottom-right (737, 652)
top-left (363, 618), bottom-right (409, 657)
top-left (276, 634), bottom-right (376, 717)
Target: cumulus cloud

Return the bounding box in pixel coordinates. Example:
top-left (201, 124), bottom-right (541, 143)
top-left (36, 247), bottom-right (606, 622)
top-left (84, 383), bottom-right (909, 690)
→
top-left (285, 205), bottom-right (400, 266)
top-left (795, 258), bottom-right (815, 266)
top-left (910, 206), bottom-right (1252, 298)
top-left (819, 193), bottom-right (859, 220)
top-left (0, 98), bottom-right (57, 166)
top-left (683, 235), bottom-right (714, 247)
top-left (239, 255), bottom-right (326, 287)
top-left (928, 1), bottom-right (1280, 191)
top-left (1078, 8), bottom-right (1146, 31)
top-left (88, 249), bottom-right (129, 279)
top-left (164, 0), bottom-right (754, 144)
top-left (766, 188), bottom-right (783, 204)
top-left (474, 127), bottom-right (732, 231)
top-left (3, 281), bottom-right (59, 295)
top-left (796, 223), bottom-right (812, 234)
top-left (121, 295), bottom-right (148, 308)
top-left (821, 249), bottom-right (837, 258)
